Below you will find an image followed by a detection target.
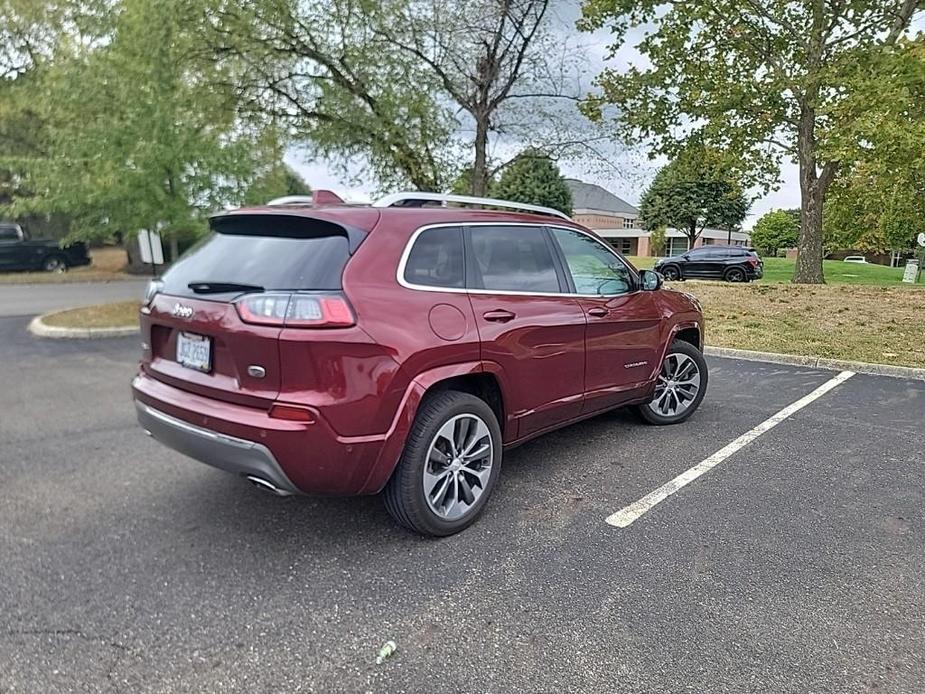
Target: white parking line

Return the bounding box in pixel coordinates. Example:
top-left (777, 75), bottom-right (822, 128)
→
top-left (605, 370), bottom-right (856, 528)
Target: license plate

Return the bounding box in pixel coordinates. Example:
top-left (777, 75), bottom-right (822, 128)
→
top-left (176, 332), bottom-right (211, 372)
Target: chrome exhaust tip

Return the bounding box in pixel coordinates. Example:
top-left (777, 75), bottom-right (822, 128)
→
top-left (245, 475), bottom-right (293, 497)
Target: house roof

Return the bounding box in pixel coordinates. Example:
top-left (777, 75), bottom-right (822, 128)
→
top-left (565, 179), bottom-right (639, 216)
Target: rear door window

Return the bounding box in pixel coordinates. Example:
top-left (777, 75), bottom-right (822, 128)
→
top-left (469, 226), bottom-right (561, 293)
top-left (160, 215), bottom-right (351, 299)
top-left (403, 226), bottom-right (464, 288)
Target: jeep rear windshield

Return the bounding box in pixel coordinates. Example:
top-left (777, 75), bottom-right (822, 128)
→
top-left (159, 215), bottom-right (351, 299)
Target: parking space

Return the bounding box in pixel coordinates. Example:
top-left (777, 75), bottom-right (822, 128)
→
top-left (1, 315), bottom-right (922, 693)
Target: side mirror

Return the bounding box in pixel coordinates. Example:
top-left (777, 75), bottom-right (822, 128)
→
top-left (682, 254), bottom-right (690, 260)
top-left (640, 269), bottom-right (663, 291)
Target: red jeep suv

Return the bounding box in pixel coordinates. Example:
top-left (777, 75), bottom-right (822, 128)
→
top-left (132, 191), bottom-right (707, 535)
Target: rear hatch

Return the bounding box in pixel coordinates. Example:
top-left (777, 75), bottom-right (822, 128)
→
top-left (142, 213), bottom-right (361, 408)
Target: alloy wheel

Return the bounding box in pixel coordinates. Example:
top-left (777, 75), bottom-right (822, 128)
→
top-left (647, 351), bottom-right (702, 418)
top-left (423, 414), bottom-right (494, 521)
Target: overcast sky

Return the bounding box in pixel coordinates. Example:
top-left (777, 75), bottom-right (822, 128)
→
top-left (285, 2), bottom-right (803, 230)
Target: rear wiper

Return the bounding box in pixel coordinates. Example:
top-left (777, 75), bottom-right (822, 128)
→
top-left (187, 281), bottom-right (264, 295)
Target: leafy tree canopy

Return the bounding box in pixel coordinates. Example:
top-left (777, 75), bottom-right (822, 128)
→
top-left (579, 0), bottom-right (923, 283)
top-left (639, 146), bottom-right (749, 244)
top-left (243, 163), bottom-right (311, 206)
top-left (824, 38), bottom-right (925, 253)
top-left (492, 149), bottom-right (572, 216)
top-left (1, 0), bottom-right (282, 253)
top-left (751, 210), bottom-right (799, 256)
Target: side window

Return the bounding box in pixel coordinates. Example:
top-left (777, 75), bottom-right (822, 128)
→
top-left (551, 228), bottom-right (634, 296)
top-left (470, 226), bottom-right (561, 293)
top-left (0, 226), bottom-right (20, 242)
top-left (403, 226), bottom-right (465, 289)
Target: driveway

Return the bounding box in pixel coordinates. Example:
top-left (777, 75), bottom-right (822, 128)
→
top-left (0, 315), bottom-right (922, 693)
top-left (0, 279), bottom-right (146, 317)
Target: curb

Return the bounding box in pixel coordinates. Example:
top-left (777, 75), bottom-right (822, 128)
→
top-left (28, 314), bottom-right (139, 340)
top-left (705, 346), bottom-right (925, 382)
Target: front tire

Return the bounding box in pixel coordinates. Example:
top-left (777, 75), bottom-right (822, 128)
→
top-left (42, 255), bottom-right (67, 273)
top-left (661, 265), bottom-right (682, 281)
top-left (384, 390), bottom-right (502, 536)
top-left (635, 340), bottom-right (708, 425)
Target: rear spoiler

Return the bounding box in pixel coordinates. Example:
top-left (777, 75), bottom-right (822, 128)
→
top-left (209, 211), bottom-right (367, 254)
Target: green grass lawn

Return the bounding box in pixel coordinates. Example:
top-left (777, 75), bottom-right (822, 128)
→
top-left (626, 255), bottom-right (920, 286)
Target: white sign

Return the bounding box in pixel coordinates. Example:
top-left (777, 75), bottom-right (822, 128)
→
top-left (917, 232), bottom-right (925, 248)
top-left (137, 229), bottom-right (164, 265)
top-left (902, 260), bottom-right (919, 284)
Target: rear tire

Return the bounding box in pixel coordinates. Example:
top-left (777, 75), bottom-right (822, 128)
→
top-left (383, 390), bottom-right (502, 536)
top-left (724, 266), bottom-right (745, 282)
top-left (635, 340), bottom-right (708, 425)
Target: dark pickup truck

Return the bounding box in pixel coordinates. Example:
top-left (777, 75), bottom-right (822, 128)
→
top-left (0, 223), bottom-right (91, 272)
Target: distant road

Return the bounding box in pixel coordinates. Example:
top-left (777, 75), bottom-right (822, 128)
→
top-left (0, 279), bottom-right (146, 317)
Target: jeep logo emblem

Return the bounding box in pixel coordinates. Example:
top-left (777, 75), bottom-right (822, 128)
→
top-left (171, 303), bottom-right (193, 319)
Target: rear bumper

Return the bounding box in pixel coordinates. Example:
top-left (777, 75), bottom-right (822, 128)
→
top-left (135, 400), bottom-right (300, 495)
top-left (132, 371), bottom-right (416, 495)
top-left (748, 266), bottom-right (763, 279)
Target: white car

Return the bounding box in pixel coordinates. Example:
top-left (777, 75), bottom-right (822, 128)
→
top-left (843, 255), bottom-right (868, 264)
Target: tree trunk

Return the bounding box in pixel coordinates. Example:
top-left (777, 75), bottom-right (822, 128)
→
top-left (169, 234), bottom-right (179, 263)
top-left (687, 223), bottom-right (698, 250)
top-left (471, 116), bottom-right (490, 197)
top-left (792, 104), bottom-right (827, 284)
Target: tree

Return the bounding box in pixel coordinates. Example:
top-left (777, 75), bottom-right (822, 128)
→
top-left (580, 0), bottom-right (923, 283)
top-left (449, 166), bottom-right (497, 196)
top-left (825, 165), bottom-right (925, 254)
top-left (824, 38), bottom-right (925, 256)
top-left (243, 162), bottom-right (311, 206)
top-left (3, 0), bottom-right (279, 258)
top-left (207, 1), bottom-right (458, 192)
top-left (751, 210), bottom-right (799, 256)
top-left (377, 0), bottom-right (582, 196)
top-left (648, 226), bottom-right (667, 257)
top-left (210, 0), bottom-right (596, 196)
top-left (639, 147), bottom-right (748, 249)
top-left (492, 149), bottom-right (572, 215)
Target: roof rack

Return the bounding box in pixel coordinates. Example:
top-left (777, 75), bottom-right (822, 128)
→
top-left (371, 192), bottom-right (571, 221)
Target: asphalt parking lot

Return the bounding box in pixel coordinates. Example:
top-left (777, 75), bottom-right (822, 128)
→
top-left (1, 312), bottom-right (923, 694)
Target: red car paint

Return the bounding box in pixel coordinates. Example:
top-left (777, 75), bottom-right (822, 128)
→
top-left (132, 203), bottom-right (703, 495)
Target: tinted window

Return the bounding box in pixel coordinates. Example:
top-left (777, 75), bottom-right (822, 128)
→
top-left (160, 215), bottom-right (350, 299)
top-left (700, 248), bottom-right (727, 259)
top-left (729, 248), bottom-right (748, 257)
top-left (403, 226), bottom-right (464, 288)
top-left (0, 227), bottom-right (19, 242)
top-left (470, 226), bottom-right (560, 293)
top-left (552, 228), bottom-right (634, 295)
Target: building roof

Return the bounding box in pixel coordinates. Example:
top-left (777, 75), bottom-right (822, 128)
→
top-left (565, 179), bottom-right (639, 216)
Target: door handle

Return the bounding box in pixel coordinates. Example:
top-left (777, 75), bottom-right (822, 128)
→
top-left (587, 307), bottom-right (609, 317)
top-left (482, 309), bottom-right (516, 323)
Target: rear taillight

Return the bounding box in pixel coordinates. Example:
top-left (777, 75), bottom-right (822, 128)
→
top-left (234, 292), bottom-right (355, 328)
top-left (747, 257), bottom-right (759, 267)
top-left (143, 279), bottom-right (163, 307)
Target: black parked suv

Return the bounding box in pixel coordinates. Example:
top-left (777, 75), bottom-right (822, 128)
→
top-left (0, 223), bottom-right (91, 272)
top-left (654, 245), bottom-right (763, 282)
